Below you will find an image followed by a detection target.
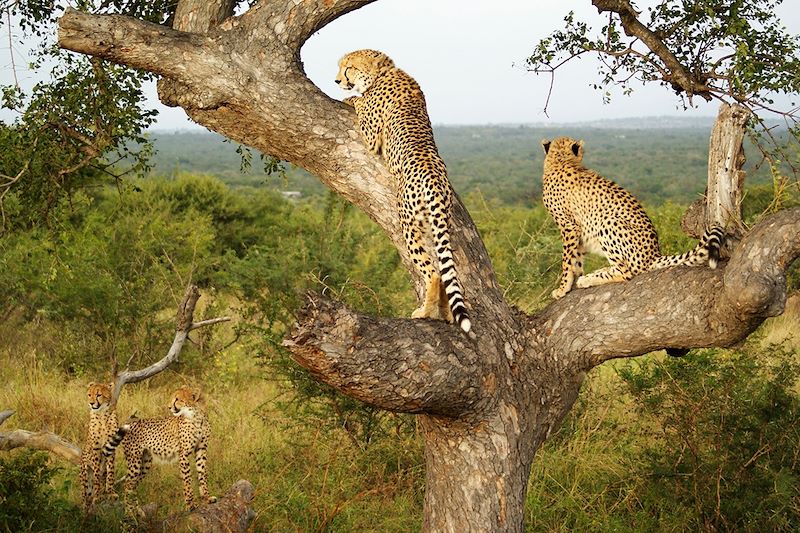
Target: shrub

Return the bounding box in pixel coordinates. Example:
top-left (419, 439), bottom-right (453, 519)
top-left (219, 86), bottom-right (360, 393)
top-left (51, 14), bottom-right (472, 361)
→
top-left (617, 342), bottom-right (800, 532)
top-left (0, 451), bottom-right (78, 531)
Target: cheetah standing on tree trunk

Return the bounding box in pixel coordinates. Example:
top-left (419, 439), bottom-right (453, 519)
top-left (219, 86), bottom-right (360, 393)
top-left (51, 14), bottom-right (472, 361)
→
top-left (335, 49), bottom-right (471, 333)
top-left (541, 136), bottom-right (725, 299)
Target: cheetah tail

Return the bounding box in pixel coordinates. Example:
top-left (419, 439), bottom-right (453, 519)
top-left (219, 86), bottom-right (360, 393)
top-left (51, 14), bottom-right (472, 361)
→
top-left (102, 424), bottom-right (130, 457)
top-left (650, 226), bottom-right (726, 270)
top-left (703, 225), bottom-right (725, 269)
top-left (430, 213), bottom-right (471, 333)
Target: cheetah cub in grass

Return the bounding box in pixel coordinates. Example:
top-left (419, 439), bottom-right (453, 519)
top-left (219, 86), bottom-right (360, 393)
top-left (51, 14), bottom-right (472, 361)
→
top-left (103, 386), bottom-right (215, 516)
top-left (335, 49), bottom-right (471, 333)
top-left (541, 136), bottom-right (725, 299)
top-left (79, 382), bottom-right (119, 511)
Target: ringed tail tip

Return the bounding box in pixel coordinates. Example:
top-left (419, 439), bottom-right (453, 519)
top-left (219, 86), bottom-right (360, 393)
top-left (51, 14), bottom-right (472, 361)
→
top-left (460, 318), bottom-right (472, 333)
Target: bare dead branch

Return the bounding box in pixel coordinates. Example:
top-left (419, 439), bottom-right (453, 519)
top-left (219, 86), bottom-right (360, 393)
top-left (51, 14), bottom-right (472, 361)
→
top-left (110, 285), bottom-right (231, 408)
top-left (0, 417), bottom-right (82, 465)
top-left (189, 317), bottom-right (232, 331)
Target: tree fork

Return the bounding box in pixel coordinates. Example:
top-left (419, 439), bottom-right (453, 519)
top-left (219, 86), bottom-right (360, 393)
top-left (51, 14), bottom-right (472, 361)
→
top-left (57, 2), bottom-right (800, 531)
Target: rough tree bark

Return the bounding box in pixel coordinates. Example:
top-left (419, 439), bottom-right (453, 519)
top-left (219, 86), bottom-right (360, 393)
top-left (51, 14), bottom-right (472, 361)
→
top-left (681, 103), bottom-right (749, 239)
top-left (57, 2), bottom-right (800, 531)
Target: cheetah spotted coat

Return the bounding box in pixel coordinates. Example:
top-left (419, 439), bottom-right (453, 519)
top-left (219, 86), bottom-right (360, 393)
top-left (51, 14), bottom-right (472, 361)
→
top-left (336, 49), bottom-right (471, 333)
top-left (103, 386), bottom-right (214, 516)
top-left (541, 136), bottom-right (724, 299)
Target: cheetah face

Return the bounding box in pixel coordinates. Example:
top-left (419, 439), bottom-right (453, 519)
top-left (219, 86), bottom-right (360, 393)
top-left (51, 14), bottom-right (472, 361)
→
top-left (542, 136), bottom-right (584, 162)
top-left (335, 49), bottom-right (395, 94)
top-left (170, 386), bottom-right (203, 419)
top-left (87, 382), bottom-right (112, 412)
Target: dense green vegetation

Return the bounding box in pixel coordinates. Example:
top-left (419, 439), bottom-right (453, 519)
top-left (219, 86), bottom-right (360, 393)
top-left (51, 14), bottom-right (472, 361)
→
top-left (146, 120), bottom-right (777, 206)
top-left (2, 132), bottom-right (799, 529)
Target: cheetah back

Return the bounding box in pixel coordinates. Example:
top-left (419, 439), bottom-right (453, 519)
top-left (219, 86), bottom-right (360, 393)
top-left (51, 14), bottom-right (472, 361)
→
top-left (337, 49), bottom-right (471, 332)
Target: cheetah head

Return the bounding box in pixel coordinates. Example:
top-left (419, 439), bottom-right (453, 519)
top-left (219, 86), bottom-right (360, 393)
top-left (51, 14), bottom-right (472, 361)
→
top-left (335, 49), bottom-right (395, 94)
top-left (541, 137), bottom-right (584, 162)
top-left (170, 386), bottom-right (203, 419)
top-left (87, 382), bottom-right (113, 412)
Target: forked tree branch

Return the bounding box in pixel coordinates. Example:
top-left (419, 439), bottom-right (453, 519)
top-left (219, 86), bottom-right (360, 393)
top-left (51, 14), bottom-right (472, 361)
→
top-left (591, 0), bottom-right (713, 100)
top-left (110, 284), bottom-right (231, 409)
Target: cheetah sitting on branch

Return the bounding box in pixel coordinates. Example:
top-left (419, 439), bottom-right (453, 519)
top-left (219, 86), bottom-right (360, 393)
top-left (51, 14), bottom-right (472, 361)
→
top-left (541, 136), bottom-right (725, 300)
top-left (102, 386), bottom-right (215, 517)
top-left (335, 49), bottom-right (471, 333)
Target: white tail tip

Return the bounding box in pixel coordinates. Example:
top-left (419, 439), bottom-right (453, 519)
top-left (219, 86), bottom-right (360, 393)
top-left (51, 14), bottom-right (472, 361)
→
top-left (460, 319), bottom-right (472, 333)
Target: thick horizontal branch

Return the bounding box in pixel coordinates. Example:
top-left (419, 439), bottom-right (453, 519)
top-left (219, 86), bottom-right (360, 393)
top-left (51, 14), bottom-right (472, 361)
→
top-left (59, 8), bottom-right (239, 108)
top-left (284, 292), bottom-right (493, 418)
top-left (540, 207), bottom-right (800, 368)
top-left (0, 413), bottom-right (82, 465)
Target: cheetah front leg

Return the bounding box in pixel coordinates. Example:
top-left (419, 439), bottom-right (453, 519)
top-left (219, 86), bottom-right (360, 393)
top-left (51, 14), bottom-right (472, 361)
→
top-left (104, 448), bottom-right (116, 499)
top-left (575, 265), bottom-right (632, 288)
top-left (179, 450), bottom-right (196, 510)
top-left (349, 96), bottom-right (383, 155)
top-left (79, 452), bottom-right (93, 510)
top-left (195, 445), bottom-right (217, 505)
top-left (553, 224), bottom-right (583, 299)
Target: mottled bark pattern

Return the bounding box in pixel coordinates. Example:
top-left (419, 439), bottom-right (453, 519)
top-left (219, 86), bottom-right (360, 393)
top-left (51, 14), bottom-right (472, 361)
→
top-left (57, 2), bottom-right (800, 531)
top-left (707, 103), bottom-right (749, 234)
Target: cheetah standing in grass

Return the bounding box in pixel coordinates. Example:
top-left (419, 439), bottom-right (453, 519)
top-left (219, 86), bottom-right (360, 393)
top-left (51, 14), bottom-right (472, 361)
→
top-left (102, 386), bottom-right (215, 516)
top-left (335, 49), bottom-right (471, 333)
top-left (79, 382), bottom-right (119, 511)
top-left (541, 136), bottom-right (725, 299)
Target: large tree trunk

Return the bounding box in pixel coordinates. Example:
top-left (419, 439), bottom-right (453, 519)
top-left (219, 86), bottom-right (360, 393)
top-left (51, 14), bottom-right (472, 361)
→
top-left (57, 2), bottom-right (800, 531)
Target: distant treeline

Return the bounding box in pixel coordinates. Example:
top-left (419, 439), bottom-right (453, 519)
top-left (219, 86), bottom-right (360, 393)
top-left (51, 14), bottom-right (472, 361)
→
top-left (144, 119), bottom-right (775, 206)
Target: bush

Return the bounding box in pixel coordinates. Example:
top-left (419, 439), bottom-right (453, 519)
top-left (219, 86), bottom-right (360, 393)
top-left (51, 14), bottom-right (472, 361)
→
top-left (617, 342), bottom-right (800, 532)
top-left (0, 451), bottom-right (79, 531)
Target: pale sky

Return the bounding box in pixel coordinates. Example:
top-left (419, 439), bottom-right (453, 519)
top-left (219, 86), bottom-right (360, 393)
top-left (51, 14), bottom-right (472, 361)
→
top-left (2, 1), bottom-right (799, 129)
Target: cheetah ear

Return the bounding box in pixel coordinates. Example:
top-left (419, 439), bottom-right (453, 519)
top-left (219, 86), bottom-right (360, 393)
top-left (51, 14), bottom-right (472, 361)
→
top-left (372, 53), bottom-right (393, 71)
top-left (88, 381), bottom-right (96, 387)
top-left (541, 139), bottom-right (551, 155)
top-left (570, 141), bottom-right (582, 157)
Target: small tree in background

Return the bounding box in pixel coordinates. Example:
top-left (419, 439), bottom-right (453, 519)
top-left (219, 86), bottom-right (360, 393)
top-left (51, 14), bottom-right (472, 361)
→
top-left (527, 0), bottom-right (800, 234)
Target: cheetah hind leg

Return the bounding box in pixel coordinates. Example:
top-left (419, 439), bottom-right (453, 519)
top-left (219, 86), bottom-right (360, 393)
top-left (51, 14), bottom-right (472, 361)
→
top-left (437, 274), bottom-right (454, 323)
top-left (411, 273), bottom-right (443, 320)
top-left (575, 265), bottom-right (630, 288)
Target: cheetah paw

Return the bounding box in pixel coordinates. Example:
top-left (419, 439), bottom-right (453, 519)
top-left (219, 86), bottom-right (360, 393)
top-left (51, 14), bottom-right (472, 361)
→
top-left (411, 305), bottom-right (439, 320)
top-left (551, 288), bottom-right (569, 299)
